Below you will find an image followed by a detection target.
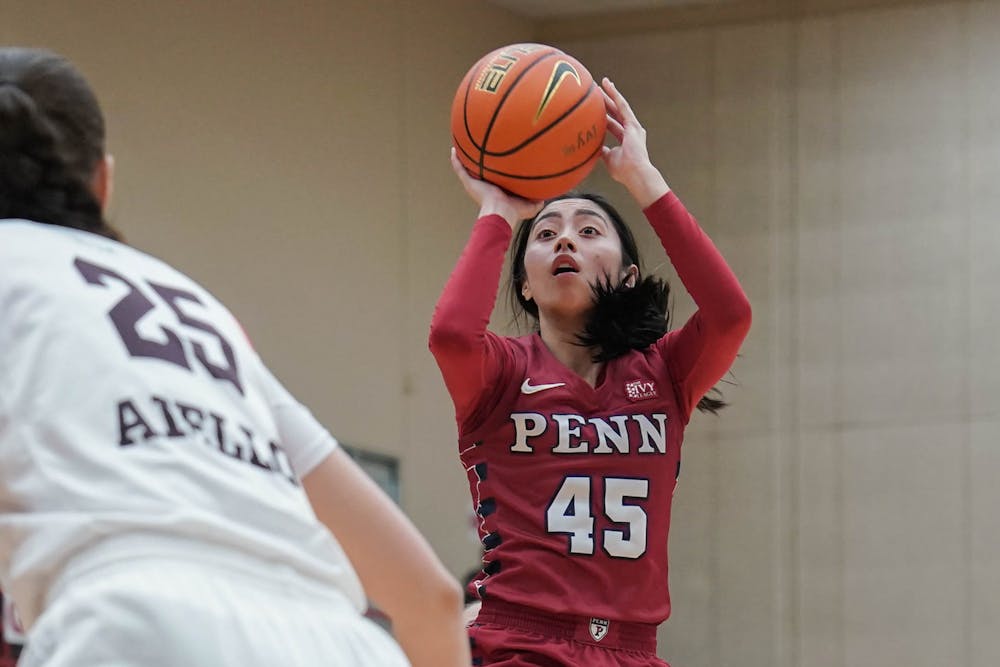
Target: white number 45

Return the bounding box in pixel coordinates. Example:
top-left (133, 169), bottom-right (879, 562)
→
top-left (545, 476), bottom-right (649, 559)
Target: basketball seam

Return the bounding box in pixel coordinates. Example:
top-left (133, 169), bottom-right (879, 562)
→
top-left (478, 140), bottom-right (603, 181)
top-left (459, 48), bottom-right (557, 178)
top-left (460, 62), bottom-right (484, 176)
top-left (476, 51), bottom-right (561, 178)
top-left (480, 82), bottom-right (599, 158)
top-left (452, 137), bottom-right (480, 171)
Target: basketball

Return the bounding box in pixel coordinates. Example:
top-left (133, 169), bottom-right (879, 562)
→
top-left (450, 43), bottom-right (606, 200)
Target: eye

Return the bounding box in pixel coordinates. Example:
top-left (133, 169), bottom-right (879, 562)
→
top-left (580, 226), bottom-right (599, 236)
top-left (535, 229), bottom-right (556, 240)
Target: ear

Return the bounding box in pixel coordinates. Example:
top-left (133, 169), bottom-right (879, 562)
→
top-left (622, 264), bottom-right (638, 288)
top-left (521, 279), bottom-right (533, 302)
top-left (91, 153), bottom-right (115, 213)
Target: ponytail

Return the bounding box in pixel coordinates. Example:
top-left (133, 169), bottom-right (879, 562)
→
top-left (0, 48), bottom-right (119, 240)
top-left (577, 275), bottom-right (729, 414)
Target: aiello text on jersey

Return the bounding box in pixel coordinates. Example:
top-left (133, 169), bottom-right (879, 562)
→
top-left (117, 394), bottom-right (298, 485)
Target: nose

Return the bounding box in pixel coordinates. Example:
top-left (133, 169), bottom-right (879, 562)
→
top-left (554, 232), bottom-right (576, 253)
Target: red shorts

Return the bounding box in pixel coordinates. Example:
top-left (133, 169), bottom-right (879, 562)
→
top-left (469, 600), bottom-right (669, 667)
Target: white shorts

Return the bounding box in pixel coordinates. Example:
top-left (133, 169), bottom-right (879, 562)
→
top-left (19, 545), bottom-right (409, 667)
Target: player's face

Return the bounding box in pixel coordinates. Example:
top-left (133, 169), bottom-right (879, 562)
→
top-left (520, 198), bottom-right (637, 321)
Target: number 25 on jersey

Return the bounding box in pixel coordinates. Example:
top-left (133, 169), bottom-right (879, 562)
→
top-left (74, 257), bottom-right (243, 394)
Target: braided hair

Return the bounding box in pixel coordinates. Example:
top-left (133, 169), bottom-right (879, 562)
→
top-left (0, 48), bottom-right (119, 240)
top-left (508, 192), bottom-right (726, 414)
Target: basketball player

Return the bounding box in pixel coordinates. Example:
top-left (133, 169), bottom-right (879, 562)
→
top-left (0, 48), bottom-right (469, 667)
top-left (429, 78), bottom-right (752, 665)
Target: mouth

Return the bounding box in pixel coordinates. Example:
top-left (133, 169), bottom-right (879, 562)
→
top-left (551, 256), bottom-right (580, 276)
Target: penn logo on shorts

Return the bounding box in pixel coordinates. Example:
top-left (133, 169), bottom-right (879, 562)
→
top-left (589, 617), bottom-right (610, 642)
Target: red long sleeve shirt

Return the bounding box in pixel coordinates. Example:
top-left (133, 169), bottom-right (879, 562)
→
top-left (429, 192), bottom-right (750, 624)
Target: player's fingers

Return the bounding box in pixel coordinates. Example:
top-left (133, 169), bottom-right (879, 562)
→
top-left (606, 114), bottom-right (625, 142)
top-left (601, 86), bottom-right (620, 119)
top-left (603, 78), bottom-right (641, 127)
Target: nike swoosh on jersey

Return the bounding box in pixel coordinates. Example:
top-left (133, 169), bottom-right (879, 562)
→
top-left (520, 378), bottom-right (567, 394)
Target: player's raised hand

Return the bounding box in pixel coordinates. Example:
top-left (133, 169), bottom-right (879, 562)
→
top-left (600, 78), bottom-right (670, 208)
top-left (451, 147), bottom-right (543, 228)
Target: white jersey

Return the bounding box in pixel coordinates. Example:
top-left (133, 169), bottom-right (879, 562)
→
top-left (0, 220), bottom-right (366, 628)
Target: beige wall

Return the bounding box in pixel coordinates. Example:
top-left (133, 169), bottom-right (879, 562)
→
top-left (5, 1), bottom-right (1000, 666)
top-left (555, 1), bottom-right (1000, 666)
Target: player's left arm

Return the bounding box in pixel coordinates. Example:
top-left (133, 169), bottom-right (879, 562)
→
top-left (602, 77), bottom-right (751, 416)
top-left (649, 193), bottom-right (751, 415)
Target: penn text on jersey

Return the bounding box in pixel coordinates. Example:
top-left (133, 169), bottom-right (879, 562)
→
top-left (508, 412), bottom-right (668, 454)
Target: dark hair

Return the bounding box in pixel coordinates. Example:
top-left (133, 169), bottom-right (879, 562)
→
top-left (508, 192), bottom-right (726, 414)
top-left (0, 48), bottom-right (119, 240)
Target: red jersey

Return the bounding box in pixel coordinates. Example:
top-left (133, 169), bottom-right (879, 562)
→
top-left (430, 192), bottom-right (750, 625)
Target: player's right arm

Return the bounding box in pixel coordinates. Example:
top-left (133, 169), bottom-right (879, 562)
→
top-left (428, 151), bottom-right (541, 422)
top-left (302, 449), bottom-right (469, 667)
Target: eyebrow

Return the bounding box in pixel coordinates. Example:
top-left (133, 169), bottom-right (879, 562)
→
top-left (533, 208), bottom-right (608, 226)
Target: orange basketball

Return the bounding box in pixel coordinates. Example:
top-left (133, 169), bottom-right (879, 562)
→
top-left (451, 43), bottom-right (606, 200)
